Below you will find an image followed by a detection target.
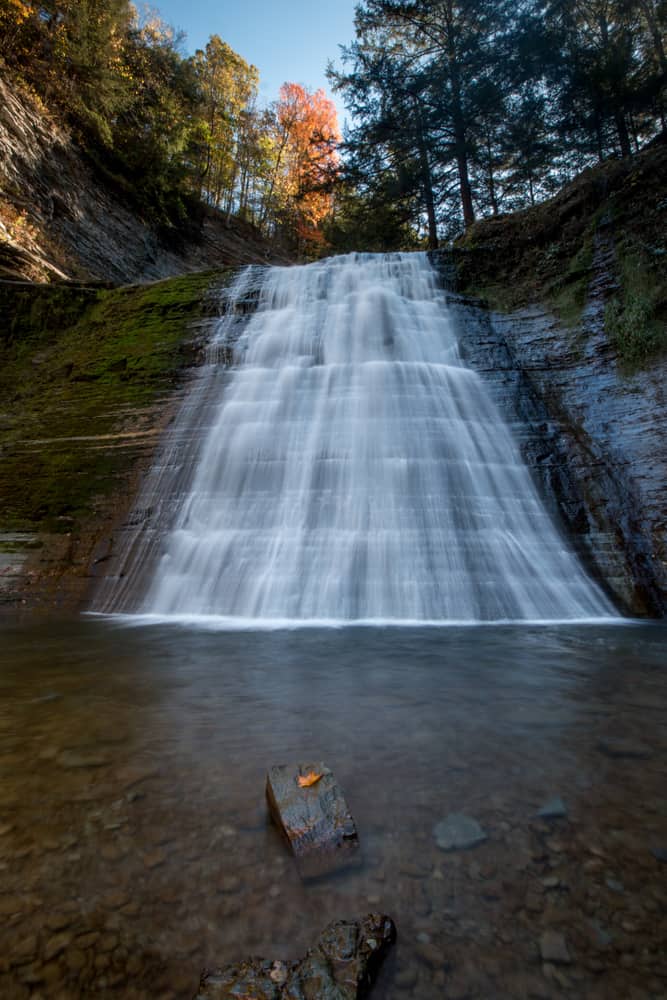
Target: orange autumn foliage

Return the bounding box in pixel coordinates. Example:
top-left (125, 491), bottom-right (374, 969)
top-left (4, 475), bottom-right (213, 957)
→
top-left (275, 82), bottom-right (340, 236)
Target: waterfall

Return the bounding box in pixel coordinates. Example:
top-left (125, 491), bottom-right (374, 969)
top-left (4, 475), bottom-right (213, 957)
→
top-left (100, 252), bottom-right (616, 624)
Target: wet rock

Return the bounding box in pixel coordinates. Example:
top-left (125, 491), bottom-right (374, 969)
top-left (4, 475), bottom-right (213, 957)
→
top-left (433, 814), bottom-right (487, 851)
top-left (539, 930), bottom-right (571, 965)
top-left (538, 797), bottom-right (568, 820)
top-left (196, 913), bottom-right (396, 999)
top-left (650, 847), bottom-right (667, 863)
top-left (266, 763), bottom-right (359, 878)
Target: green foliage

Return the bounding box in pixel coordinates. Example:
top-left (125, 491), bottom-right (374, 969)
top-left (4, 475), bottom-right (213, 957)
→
top-left (605, 251), bottom-right (667, 366)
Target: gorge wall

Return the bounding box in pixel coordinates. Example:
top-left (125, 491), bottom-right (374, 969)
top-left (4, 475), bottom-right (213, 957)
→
top-left (432, 141), bottom-right (667, 615)
top-left (0, 73), bottom-right (286, 284)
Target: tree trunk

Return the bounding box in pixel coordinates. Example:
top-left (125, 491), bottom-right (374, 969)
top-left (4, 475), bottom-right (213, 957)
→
top-left (486, 134), bottom-right (498, 215)
top-left (613, 106), bottom-right (632, 157)
top-left (412, 97), bottom-right (438, 249)
top-left (449, 59), bottom-right (475, 227)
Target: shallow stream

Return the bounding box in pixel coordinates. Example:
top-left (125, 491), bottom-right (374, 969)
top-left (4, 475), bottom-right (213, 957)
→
top-left (1, 619), bottom-right (666, 998)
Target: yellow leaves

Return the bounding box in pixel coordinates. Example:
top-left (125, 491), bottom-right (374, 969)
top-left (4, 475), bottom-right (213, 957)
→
top-left (297, 770), bottom-right (323, 788)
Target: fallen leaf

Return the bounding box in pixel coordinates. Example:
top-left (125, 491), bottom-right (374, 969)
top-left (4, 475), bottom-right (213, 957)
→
top-left (297, 771), bottom-right (323, 788)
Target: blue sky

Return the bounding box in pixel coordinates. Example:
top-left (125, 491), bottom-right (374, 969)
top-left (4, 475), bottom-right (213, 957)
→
top-left (152, 0), bottom-right (359, 125)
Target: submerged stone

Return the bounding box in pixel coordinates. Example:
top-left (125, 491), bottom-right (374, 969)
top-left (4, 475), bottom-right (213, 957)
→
top-left (196, 913), bottom-right (396, 999)
top-left (538, 797), bottom-right (568, 819)
top-left (539, 929), bottom-right (571, 965)
top-left (433, 814), bottom-right (487, 851)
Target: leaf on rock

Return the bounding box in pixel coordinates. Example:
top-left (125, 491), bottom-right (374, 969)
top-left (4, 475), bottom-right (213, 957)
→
top-left (297, 770), bottom-right (323, 788)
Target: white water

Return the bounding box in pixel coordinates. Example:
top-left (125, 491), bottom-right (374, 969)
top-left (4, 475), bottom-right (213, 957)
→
top-left (112, 253), bottom-right (616, 623)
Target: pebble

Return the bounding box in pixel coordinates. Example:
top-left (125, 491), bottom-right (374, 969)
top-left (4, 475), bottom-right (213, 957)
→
top-left (538, 797), bottom-right (568, 819)
top-left (98, 934), bottom-right (118, 953)
top-left (44, 933), bottom-right (73, 965)
top-left (218, 875), bottom-right (242, 894)
top-left (0, 823), bottom-right (14, 836)
top-left (394, 966), bottom-right (418, 989)
top-left (9, 935), bottom-right (38, 966)
top-left (539, 929), bottom-right (571, 965)
top-left (66, 949), bottom-right (87, 972)
top-left (433, 814), bottom-right (487, 851)
top-left (142, 849), bottom-right (166, 869)
top-left (102, 889), bottom-right (130, 910)
top-left (415, 940), bottom-right (446, 969)
top-left (605, 877), bottom-right (624, 893)
top-left (525, 892), bottom-right (543, 913)
top-left (76, 932), bottom-right (100, 950)
top-left (46, 911), bottom-right (74, 932)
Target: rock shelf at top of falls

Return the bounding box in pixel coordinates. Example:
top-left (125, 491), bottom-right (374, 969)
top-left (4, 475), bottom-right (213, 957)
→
top-left (95, 252), bottom-right (617, 624)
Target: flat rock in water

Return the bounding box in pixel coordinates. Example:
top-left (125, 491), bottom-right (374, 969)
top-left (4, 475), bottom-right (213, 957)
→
top-left (266, 763), bottom-right (359, 878)
top-left (433, 813), bottom-right (487, 851)
top-left (196, 912), bottom-right (396, 1000)
top-left (538, 797), bottom-right (568, 819)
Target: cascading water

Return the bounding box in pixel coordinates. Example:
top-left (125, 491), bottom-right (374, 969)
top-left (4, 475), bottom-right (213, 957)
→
top-left (100, 252), bottom-right (616, 624)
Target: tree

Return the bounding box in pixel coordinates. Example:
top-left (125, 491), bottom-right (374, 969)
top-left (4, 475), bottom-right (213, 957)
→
top-left (192, 36), bottom-right (259, 210)
top-left (263, 83), bottom-right (340, 251)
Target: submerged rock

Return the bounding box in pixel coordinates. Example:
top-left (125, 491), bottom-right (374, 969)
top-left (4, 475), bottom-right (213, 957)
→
top-left (433, 814), bottom-right (487, 851)
top-left (538, 797), bottom-right (568, 820)
top-left (196, 913), bottom-right (396, 999)
top-left (539, 930), bottom-right (571, 965)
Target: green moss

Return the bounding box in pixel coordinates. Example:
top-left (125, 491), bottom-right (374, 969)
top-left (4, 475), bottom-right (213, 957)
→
top-left (547, 237), bottom-right (594, 328)
top-left (0, 270), bottom-right (228, 534)
top-left (604, 250), bottom-right (666, 368)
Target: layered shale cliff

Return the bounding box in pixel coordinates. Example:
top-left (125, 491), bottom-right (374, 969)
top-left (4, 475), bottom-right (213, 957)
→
top-left (433, 139), bottom-right (667, 615)
top-left (0, 73), bottom-right (286, 284)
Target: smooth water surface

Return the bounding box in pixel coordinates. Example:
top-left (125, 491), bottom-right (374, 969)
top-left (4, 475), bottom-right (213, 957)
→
top-left (1, 620), bottom-right (665, 998)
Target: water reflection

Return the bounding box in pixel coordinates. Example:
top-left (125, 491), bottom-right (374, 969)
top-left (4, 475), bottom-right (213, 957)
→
top-left (1, 620), bottom-right (665, 998)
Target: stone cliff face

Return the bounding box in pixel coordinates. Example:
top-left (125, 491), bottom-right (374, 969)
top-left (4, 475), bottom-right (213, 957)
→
top-left (431, 236), bottom-right (666, 616)
top-left (0, 74), bottom-right (286, 283)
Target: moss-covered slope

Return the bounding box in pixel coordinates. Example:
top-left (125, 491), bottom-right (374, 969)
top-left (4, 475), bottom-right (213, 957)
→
top-left (0, 270), bottom-right (226, 610)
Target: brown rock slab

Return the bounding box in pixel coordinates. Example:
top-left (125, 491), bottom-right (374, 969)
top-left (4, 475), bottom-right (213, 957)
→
top-left (196, 912), bottom-right (396, 1000)
top-left (266, 762), bottom-right (359, 879)
top-left (539, 929), bottom-right (571, 965)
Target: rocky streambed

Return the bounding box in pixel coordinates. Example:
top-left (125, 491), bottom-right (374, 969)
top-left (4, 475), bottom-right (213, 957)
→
top-left (0, 619), bottom-right (665, 999)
